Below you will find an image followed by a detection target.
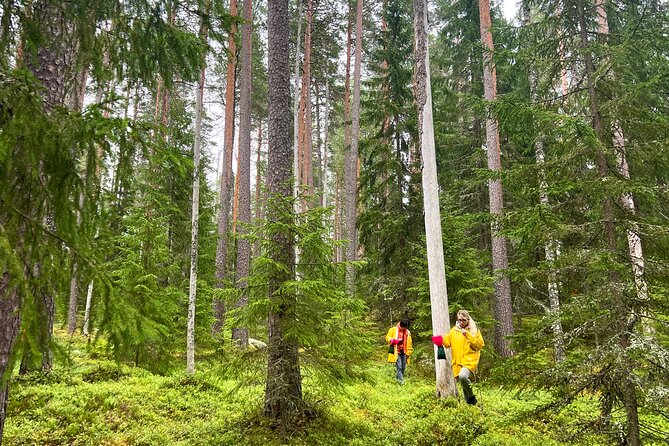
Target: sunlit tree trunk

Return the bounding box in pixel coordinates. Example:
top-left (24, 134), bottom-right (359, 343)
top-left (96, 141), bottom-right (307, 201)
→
top-left (232, 0), bottom-right (253, 347)
top-left (478, 0), bottom-right (514, 357)
top-left (414, 0), bottom-right (457, 398)
top-left (213, 0), bottom-right (239, 335)
top-left (264, 0), bottom-right (303, 427)
top-left (186, 1), bottom-right (209, 375)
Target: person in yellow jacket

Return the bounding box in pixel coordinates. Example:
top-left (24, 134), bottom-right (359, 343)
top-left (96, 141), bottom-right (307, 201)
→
top-left (385, 319), bottom-right (413, 384)
top-left (432, 310), bottom-right (484, 404)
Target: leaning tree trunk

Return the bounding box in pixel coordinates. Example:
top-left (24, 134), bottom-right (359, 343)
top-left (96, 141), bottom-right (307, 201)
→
top-left (478, 0), bottom-right (514, 357)
top-left (213, 0), bottom-right (239, 335)
top-left (264, 0), bottom-right (303, 429)
top-left (186, 2), bottom-right (209, 375)
top-left (232, 0), bottom-right (253, 348)
top-left (414, 0), bottom-right (457, 398)
top-left (345, 0), bottom-right (363, 294)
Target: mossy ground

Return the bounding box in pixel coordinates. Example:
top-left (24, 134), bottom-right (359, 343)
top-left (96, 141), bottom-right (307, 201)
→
top-left (3, 333), bottom-right (657, 445)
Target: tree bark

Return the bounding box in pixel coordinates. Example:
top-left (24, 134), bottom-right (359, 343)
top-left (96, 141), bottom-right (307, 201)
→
top-left (0, 272), bottom-right (21, 442)
top-left (213, 0), bottom-right (239, 335)
top-left (414, 0), bottom-right (458, 398)
top-left (187, 2), bottom-right (209, 374)
top-left (478, 0), bottom-right (514, 357)
top-left (345, 0), bottom-right (363, 293)
top-left (264, 0), bottom-right (303, 427)
top-left (232, 0), bottom-right (253, 348)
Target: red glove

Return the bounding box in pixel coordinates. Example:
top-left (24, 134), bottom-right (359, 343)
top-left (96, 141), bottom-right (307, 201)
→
top-left (431, 335), bottom-right (444, 347)
top-left (390, 338), bottom-right (399, 345)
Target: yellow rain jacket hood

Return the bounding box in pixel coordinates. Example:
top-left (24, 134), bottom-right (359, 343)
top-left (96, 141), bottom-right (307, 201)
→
top-left (443, 326), bottom-right (484, 377)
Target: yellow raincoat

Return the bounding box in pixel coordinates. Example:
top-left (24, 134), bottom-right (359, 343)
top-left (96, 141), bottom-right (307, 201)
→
top-left (442, 327), bottom-right (484, 377)
top-left (385, 326), bottom-right (413, 364)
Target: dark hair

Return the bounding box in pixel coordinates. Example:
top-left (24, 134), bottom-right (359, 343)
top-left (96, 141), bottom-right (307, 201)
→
top-left (400, 319), bottom-right (409, 328)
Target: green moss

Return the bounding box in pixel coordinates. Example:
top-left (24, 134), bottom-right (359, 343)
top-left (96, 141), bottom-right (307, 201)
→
top-left (2, 349), bottom-right (636, 446)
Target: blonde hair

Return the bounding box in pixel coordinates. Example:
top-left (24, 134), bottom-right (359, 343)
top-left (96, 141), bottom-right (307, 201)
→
top-left (457, 309), bottom-right (478, 336)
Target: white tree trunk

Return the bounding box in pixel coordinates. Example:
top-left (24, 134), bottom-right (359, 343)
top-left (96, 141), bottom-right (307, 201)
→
top-left (187, 6), bottom-right (209, 374)
top-left (82, 281), bottom-right (93, 336)
top-left (414, 0), bottom-right (457, 398)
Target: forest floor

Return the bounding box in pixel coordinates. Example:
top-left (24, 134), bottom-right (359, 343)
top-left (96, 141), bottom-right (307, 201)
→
top-left (3, 332), bottom-right (654, 446)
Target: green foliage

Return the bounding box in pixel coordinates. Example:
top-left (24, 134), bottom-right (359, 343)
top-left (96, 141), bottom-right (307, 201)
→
top-left (5, 334), bottom-right (642, 446)
top-left (229, 196), bottom-right (372, 393)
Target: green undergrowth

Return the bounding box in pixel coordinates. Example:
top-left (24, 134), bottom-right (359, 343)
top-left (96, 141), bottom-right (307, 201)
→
top-left (2, 335), bottom-right (644, 445)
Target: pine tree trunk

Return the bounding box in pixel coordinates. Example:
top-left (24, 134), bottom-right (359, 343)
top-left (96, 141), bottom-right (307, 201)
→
top-left (213, 0), bottom-right (239, 335)
top-left (478, 0), bottom-right (514, 357)
top-left (0, 272), bottom-right (21, 442)
top-left (345, 0), bottom-right (363, 294)
top-left (414, 0), bottom-right (457, 398)
top-left (187, 3), bottom-right (209, 374)
top-left (232, 0), bottom-right (253, 348)
top-left (297, 0), bottom-right (313, 201)
top-left (264, 0), bottom-right (303, 427)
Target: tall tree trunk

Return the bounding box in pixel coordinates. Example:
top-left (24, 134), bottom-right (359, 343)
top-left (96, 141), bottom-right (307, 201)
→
top-left (232, 0), bottom-right (253, 348)
top-left (582, 1), bottom-right (640, 443)
top-left (339, 2), bottom-right (352, 266)
top-left (213, 0), bottom-right (239, 335)
top-left (297, 0), bottom-right (313, 203)
top-left (414, 0), bottom-right (457, 398)
top-left (187, 2), bottom-right (209, 374)
top-left (345, 0), bottom-right (363, 294)
top-left (264, 0), bottom-right (303, 427)
top-left (524, 7), bottom-right (566, 364)
top-left (254, 121), bottom-right (264, 257)
top-left (595, 0), bottom-right (648, 316)
top-left (321, 80), bottom-right (329, 208)
top-left (292, 0), bottom-right (303, 206)
top-left (478, 0), bottom-right (514, 357)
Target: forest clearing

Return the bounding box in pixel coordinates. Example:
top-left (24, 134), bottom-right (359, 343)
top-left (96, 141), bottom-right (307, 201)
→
top-left (1, 0), bottom-right (668, 445)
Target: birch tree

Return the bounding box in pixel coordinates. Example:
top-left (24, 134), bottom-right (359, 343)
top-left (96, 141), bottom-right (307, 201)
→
top-left (187, 0), bottom-right (210, 375)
